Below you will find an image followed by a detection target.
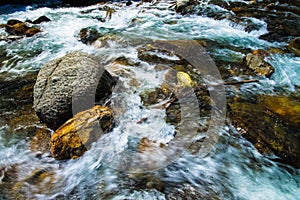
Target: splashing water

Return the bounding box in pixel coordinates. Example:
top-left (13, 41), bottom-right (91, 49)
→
top-left (0, 1), bottom-right (299, 199)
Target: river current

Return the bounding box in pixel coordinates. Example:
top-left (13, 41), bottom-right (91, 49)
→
top-left (0, 1), bottom-right (299, 199)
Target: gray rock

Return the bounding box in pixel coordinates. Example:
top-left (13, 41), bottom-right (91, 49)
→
top-left (33, 51), bottom-right (116, 130)
top-left (244, 53), bottom-right (274, 77)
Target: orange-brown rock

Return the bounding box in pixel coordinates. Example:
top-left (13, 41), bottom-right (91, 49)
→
top-left (25, 27), bottom-right (41, 37)
top-left (50, 105), bottom-right (114, 160)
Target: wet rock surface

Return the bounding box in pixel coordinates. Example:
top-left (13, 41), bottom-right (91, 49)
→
top-left (229, 95), bottom-right (300, 168)
top-left (0, 1), bottom-right (299, 199)
top-left (50, 105), bottom-right (114, 160)
top-left (244, 53), bottom-right (274, 77)
top-left (33, 51), bottom-right (116, 130)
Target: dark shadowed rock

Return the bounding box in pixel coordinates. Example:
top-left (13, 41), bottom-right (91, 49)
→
top-left (7, 19), bottom-right (23, 25)
top-left (77, 27), bottom-right (101, 45)
top-left (288, 37), bottom-right (300, 56)
top-left (32, 15), bottom-right (51, 24)
top-left (33, 51), bottom-right (116, 130)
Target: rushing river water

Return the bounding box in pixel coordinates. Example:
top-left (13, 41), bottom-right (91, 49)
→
top-left (0, 1), bottom-right (300, 199)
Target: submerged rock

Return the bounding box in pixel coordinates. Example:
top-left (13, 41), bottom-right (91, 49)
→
top-left (166, 184), bottom-right (221, 200)
top-left (138, 138), bottom-right (165, 153)
top-left (229, 95), bottom-right (300, 168)
top-left (140, 88), bottom-right (166, 106)
top-left (0, 72), bottom-right (48, 142)
top-left (50, 105), bottom-right (114, 160)
top-left (288, 37), bottom-right (300, 56)
top-left (8, 167), bottom-right (57, 199)
top-left (128, 173), bottom-right (165, 192)
top-left (92, 34), bottom-right (123, 48)
top-left (33, 51), bottom-right (116, 130)
top-left (137, 44), bottom-right (187, 66)
top-left (30, 127), bottom-right (52, 154)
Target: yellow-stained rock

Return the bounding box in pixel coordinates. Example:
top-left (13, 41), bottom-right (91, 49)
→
top-left (176, 71), bottom-right (195, 87)
top-left (50, 105), bottom-right (114, 160)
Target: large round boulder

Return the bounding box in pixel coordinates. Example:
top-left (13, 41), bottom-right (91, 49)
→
top-left (33, 51), bottom-right (116, 130)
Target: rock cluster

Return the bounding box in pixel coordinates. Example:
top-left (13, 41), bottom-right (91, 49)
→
top-left (0, 16), bottom-right (50, 40)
